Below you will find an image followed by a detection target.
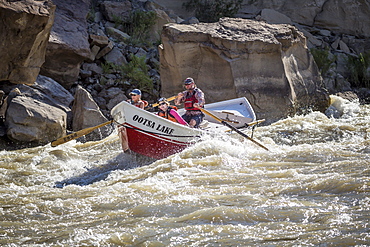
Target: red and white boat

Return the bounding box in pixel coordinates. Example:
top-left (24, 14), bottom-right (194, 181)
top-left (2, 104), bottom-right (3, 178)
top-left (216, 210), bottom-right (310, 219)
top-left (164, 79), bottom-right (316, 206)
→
top-left (111, 97), bottom-right (258, 159)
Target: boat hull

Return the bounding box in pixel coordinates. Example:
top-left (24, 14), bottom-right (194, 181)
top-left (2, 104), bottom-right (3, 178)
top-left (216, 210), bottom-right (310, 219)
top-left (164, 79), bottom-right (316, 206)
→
top-left (112, 101), bottom-right (202, 159)
top-left (111, 97), bottom-right (256, 159)
top-left (124, 123), bottom-right (190, 159)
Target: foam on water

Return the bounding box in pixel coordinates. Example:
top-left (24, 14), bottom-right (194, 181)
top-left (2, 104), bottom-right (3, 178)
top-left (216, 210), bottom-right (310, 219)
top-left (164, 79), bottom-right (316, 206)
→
top-left (0, 99), bottom-right (369, 245)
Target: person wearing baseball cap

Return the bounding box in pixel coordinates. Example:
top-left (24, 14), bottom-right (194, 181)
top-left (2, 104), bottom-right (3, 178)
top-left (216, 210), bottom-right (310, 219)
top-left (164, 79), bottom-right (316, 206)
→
top-left (174, 77), bottom-right (205, 128)
top-left (127, 89), bottom-right (146, 109)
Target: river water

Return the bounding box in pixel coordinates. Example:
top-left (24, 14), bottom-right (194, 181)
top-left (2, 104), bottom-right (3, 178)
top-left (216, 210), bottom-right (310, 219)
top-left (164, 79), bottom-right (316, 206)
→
top-left (0, 95), bottom-right (369, 246)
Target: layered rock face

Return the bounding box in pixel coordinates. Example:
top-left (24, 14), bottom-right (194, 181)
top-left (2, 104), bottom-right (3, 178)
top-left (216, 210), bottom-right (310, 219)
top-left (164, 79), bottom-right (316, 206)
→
top-left (242, 0), bottom-right (370, 38)
top-left (160, 18), bottom-right (329, 122)
top-left (155, 0), bottom-right (370, 38)
top-left (0, 0), bottom-right (55, 85)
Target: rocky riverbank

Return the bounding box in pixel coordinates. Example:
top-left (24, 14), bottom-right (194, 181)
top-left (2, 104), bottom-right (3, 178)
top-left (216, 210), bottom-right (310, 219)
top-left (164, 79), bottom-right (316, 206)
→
top-left (0, 0), bottom-right (369, 150)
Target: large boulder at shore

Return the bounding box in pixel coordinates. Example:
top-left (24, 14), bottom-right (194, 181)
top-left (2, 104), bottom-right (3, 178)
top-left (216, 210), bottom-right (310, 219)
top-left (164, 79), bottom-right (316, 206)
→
top-left (71, 86), bottom-right (113, 142)
top-left (17, 75), bottom-right (74, 113)
top-left (40, 0), bottom-right (91, 89)
top-left (2, 75), bottom-right (73, 144)
top-left (159, 18), bottom-right (329, 123)
top-left (6, 96), bottom-right (66, 144)
top-left (0, 0), bottom-right (55, 85)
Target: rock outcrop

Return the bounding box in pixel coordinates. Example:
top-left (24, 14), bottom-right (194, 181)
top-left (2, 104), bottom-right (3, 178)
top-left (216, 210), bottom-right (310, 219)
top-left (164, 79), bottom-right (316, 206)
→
top-left (4, 75), bottom-right (73, 144)
top-left (0, 0), bottom-right (55, 85)
top-left (40, 0), bottom-right (91, 88)
top-left (71, 86), bottom-right (113, 142)
top-left (240, 0), bottom-right (370, 38)
top-left (6, 96), bottom-right (67, 145)
top-left (160, 18), bottom-right (329, 122)
top-left (1, 0), bottom-right (368, 148)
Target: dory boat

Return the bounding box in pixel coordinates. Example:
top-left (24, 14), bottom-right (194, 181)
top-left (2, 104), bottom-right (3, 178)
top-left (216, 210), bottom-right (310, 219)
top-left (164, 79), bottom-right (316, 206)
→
top-left (111, 97), bottom-right (258, 159)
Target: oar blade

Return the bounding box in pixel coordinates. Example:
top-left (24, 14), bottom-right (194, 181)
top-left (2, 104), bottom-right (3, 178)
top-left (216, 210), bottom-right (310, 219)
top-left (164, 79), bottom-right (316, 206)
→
top-left (199, 107), bottom-right (269, 151)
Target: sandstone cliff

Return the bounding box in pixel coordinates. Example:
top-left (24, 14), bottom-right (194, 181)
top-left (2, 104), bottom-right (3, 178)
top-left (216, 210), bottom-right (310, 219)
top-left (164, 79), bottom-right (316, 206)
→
top-left (0, 0), bottom-right (55, 85)
top-left (160, 18), bottom-right (329, 122)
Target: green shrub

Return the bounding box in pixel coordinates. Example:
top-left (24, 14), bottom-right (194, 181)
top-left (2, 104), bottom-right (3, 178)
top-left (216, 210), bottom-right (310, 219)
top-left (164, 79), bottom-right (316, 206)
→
top-left (101, 62), bottom-right (114, 74)
top-left (346, 52), bottom-right (370, 88)
top-left (121, 10), bottom-right (157, 46)
top-left (120, 55), bottom-right (154, 92)
top-left (310, 47), bottom-right (336, 76)
top-left (183, 0), bottom-right (243, 23)
top-left (112, 15), bottom-right (124, 28)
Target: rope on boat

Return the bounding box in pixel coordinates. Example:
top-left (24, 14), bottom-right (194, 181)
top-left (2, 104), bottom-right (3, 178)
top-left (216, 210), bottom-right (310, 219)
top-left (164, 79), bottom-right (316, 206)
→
top-left (122, 124), bottom-right (202, 138)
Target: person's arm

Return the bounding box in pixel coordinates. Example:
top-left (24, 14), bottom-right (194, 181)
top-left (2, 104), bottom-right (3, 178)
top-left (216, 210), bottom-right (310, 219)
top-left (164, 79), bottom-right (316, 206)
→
top-left (175, 91), bottom-right (185, 105)
top-left (170, 109), bottom-right (189, 126)
top-left (193, 89), bottom-right (205, 108)
top-left (138, 101), bottom-right (145, 109)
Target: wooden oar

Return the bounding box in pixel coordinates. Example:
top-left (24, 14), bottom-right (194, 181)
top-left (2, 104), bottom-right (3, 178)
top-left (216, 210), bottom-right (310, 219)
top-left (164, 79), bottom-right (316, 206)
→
top-left (51, 95), bottom-right (176, 147)
top-left (51, 120), bottom-right (113, 147)
top-left (151, 95), bottom-right (177, 108)
top-left (198, 108), bottom-right (269, 151)
top-left (246, 119), bottom-right (265, 127)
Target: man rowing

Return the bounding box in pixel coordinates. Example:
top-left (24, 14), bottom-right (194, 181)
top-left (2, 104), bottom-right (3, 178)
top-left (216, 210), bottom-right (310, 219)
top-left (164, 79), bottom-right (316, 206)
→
top-left (174, 77), bottom-right (205, 128)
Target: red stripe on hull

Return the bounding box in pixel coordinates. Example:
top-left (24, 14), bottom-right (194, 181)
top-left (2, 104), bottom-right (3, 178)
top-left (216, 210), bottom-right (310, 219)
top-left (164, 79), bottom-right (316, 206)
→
top-left (125, 126), bottom-right (191, 159)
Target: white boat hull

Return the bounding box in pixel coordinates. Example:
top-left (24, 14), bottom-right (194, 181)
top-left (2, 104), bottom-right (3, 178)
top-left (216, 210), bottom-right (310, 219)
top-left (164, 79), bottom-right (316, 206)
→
top-left (111, 97), bottom-right (256, 159)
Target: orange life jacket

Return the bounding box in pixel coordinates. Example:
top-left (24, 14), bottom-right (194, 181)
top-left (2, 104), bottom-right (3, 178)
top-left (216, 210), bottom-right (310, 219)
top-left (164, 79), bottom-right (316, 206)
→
top-left (158, 106), bottom-right (179, 123)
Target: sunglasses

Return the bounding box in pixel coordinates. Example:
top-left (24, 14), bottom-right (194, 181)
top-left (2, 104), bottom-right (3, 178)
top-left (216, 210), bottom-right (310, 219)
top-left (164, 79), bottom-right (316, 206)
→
top-left (159, 102), bottom-right (167, 106)
top-left (130, 94), bottom-right (138, 96)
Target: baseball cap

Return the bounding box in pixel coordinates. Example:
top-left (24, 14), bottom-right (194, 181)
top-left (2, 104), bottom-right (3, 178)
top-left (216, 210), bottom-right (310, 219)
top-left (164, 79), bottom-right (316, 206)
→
top-left (129, 89), bottom-right (141, 95)
top-left (184, 77), bottom-right (194, 85)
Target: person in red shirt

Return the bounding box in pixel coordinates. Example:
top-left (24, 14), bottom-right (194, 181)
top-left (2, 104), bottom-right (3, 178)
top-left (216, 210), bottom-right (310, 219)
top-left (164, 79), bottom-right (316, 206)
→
top-left (175, 77), bottom-right (205, 128)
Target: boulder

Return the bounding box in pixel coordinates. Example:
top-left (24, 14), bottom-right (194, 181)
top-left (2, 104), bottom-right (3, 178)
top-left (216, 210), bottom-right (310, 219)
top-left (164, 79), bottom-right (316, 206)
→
top-left (106, 26), bottom-right (131, 42)
top-left (104, 47), bottom-right (128, 67)
top-left (152, 0), bottom-right (192, 19)
top-left (314, 0), bottom-right (370, 38)
top-left (17, 75), bottom-right (74, 113)
top-left (6, 96), bottom-right (66, 144)
top-left (259, 9), bottom-right (293, 25)
top-left (240, 0), bottom-right (370, 38)
top-left (100, 0), bottom-right (132, 22)
top-left (0, 0), bottom-right (55, 85)
top-left (71, 86), bottom-right (113, 142)
top-left (149, 8), bottom-right (175, 41)
top-left (40, 0), bottom-right (91, 88)
top-left (159, 18), bottom-right (329, 123)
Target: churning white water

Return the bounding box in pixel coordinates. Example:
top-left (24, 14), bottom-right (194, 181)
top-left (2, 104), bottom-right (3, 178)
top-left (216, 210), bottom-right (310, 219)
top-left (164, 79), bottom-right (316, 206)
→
top-left (0, 96), bottom-right (369, 246)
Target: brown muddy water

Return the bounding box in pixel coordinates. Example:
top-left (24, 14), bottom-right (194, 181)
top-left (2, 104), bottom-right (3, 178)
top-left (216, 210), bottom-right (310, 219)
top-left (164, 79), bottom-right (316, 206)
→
top-left (0, 96), bottom-right (369, 246)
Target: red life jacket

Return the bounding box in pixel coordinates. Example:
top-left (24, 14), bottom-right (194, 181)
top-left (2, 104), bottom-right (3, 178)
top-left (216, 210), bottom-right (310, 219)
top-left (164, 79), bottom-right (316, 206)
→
top-left (184, 89), bottom-right (200, 111)
top-left (158, 106), bottom-right (179, 123)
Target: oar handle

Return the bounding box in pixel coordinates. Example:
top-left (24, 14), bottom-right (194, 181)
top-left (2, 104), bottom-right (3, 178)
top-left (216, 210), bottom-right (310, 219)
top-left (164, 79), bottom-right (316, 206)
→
top-left (151, 95), bottom-right (177, 107)
top-left (246, 119), bottom-right (265, 127)
top-left (199, 107), bottom-right (222, 122)
top-left (51, 120), bottom-right (113, 147)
